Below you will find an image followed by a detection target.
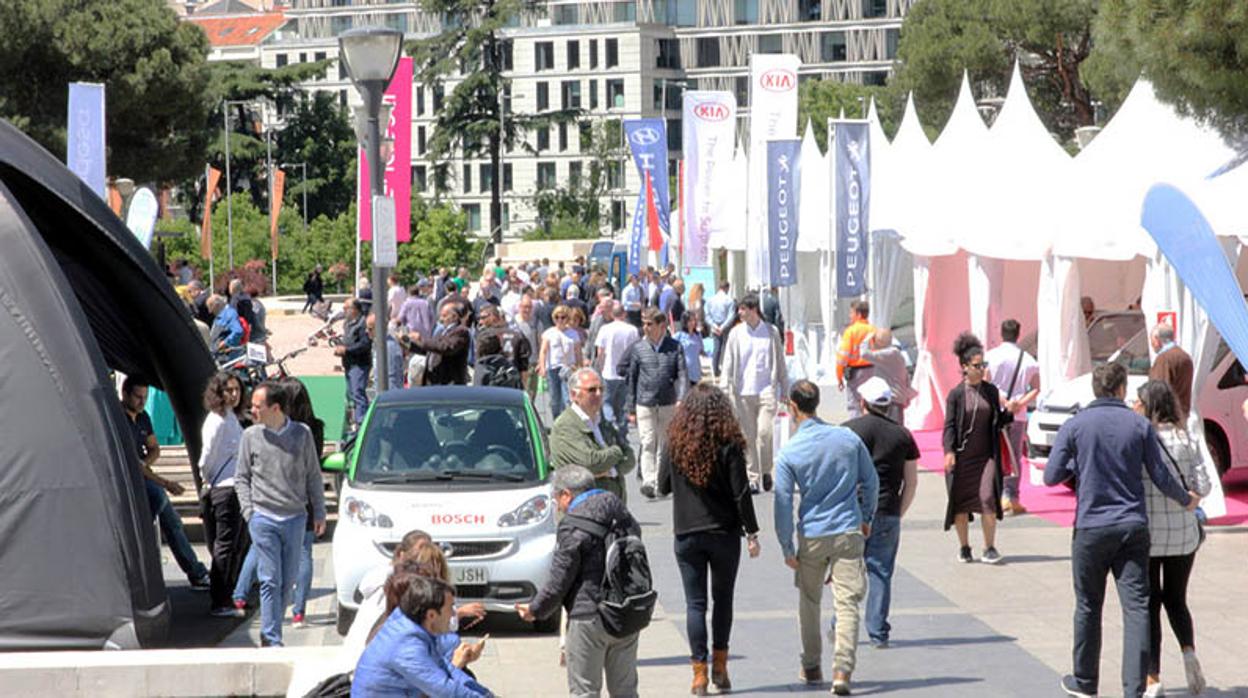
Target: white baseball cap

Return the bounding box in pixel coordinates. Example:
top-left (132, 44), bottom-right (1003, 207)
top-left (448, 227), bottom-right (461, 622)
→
top-left (858, 376), bottom-right (892, 407)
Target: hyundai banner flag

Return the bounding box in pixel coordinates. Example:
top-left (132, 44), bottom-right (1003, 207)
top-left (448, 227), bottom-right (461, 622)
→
top-left (624, 118), bottom-right (669, 274)
top-left (767, 139), bottom-right (801, 287)
top-left (834, 121), bottom-right (870, 298)
top-left (67, 82), bottom-right (106, 200)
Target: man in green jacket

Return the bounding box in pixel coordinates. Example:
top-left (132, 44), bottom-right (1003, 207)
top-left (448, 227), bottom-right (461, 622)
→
top-left (549, 367), bottom-right (636, 502)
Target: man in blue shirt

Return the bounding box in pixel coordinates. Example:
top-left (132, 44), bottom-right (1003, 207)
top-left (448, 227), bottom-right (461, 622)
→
top-left (208, 294), bottom-right (244, 359)
top-left (773, 380), bottom-right (878, 696)
top-left (1045, 362), bottom-right (1198, 698)
top-left (704, 282), bottom-right (736, 378)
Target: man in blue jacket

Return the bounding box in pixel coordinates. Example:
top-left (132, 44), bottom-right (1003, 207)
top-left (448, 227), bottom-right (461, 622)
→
top-left (774, 380), bottom-right (878, 696)
top-left (1045, 363), bottom-right (1199, 698)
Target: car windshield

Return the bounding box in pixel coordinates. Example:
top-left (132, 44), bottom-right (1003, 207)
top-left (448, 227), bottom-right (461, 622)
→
top-left (1088, 313), bottom-right (1146, 363)
top-left (354, 402), bottom-right (539, 484)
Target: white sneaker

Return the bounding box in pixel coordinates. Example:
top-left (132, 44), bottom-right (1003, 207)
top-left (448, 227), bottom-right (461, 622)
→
top-left (1143, 681), bottom-right (1164, 697)
top-left (1183, 650), bottom-right (1206, 694)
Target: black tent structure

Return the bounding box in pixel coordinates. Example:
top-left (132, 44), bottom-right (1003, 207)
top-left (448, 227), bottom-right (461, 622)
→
top-left (0, 120), bottom-right (216, 649)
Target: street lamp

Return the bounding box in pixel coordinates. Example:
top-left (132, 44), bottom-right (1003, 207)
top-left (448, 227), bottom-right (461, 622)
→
top-left (279, 162), bottom-right (309, 236)
top-left (339, 25), bottom-right (403, 393)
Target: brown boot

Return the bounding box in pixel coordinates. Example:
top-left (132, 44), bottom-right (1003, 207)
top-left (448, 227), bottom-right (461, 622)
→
top-left (691, 660), bottom-right (709, 695)
top-left (711, 648), bottom-right (731, 691)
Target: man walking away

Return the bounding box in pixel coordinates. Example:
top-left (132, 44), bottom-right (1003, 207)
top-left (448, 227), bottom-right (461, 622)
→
top-left (594, 302), bottom-right (640, 441)
top-left (705, 282), bottom-right (736, 379)
top-left (843, 377), bottom-right (919, 649)
top-left (1148, 322), bottom-right (1195, 421)
top-left (516, 466), bottom-right (641, 698)
top-left (721, 293), bottom-right (786, 493)
top-left (334, 298), bottom-right (372, 428)
top-left (836, 300), bottom-right (875, 418)
top-left (774, 380), bottom-right (878, 696)
top-left (1044, 363), bottom-right (1199, 698)
top-left (859, 328), bottom-right (915, 424)
top-left (621, 308), bottom-right (687, 499)
top-left (984, 319), bottom-right (1040, 516)
top-left (236, 381), bottom-right (327, 647)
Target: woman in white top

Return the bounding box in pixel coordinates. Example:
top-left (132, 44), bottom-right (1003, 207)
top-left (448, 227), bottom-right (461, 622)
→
top-left (538, 305), bottom-right (583, 419)
top-left (1135, 380), bottom-right (1212, 696)
top-left (199, 371), bottom-right (247, 618)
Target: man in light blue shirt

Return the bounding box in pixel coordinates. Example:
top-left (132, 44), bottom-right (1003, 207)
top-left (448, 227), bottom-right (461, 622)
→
top-left (773, 380), bottom-right (878, 695)
top-left (704, 282), bottom-right (735, 378)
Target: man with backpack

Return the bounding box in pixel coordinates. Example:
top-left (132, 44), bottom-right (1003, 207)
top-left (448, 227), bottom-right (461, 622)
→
top-left (517, 465), bottom-right (651, 698)
top-left (474, 305), bottom-right (530, 389)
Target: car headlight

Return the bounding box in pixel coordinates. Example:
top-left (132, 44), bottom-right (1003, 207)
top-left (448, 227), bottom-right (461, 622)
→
top-left (342, 496), bottom-right (394, 528)
top-left (497, 495), bottom-right (552, 528)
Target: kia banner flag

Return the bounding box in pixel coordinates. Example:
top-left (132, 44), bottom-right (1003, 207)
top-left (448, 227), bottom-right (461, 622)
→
top-left (834, 121), bottom-right (870, 298)
top-left (624, 118), bottom-right (669, 274)
top-left (67, 82), bottom-right (106, 200)
top-left (358, 57), bottom-right (413, 244)
top-left (682, 91), bottom-right (736, 267)
top-left (201, 166), bottom-right (222, 258)
top-left (747, 54), bottom-right (800, 288)
top-left (767, 139), bottom-right (801, 287)
top-left (270, 168), bottom-right (285, 260)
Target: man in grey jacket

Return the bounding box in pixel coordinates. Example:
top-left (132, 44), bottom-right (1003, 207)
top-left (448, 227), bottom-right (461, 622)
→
top-left (620, 307), bottom-right (687, 499)
top-left (237, 381), bottom-right (327, 647)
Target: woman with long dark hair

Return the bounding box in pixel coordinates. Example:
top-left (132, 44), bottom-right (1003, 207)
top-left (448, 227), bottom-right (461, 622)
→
top-left (1135, 380), bottom-right (1210, 696)
top-left (199, 371), bottom-right (248, 618)
top-left (941, 332), bottom-right (1008, 564)
top-left (658, 384), bottom-right (760, 695)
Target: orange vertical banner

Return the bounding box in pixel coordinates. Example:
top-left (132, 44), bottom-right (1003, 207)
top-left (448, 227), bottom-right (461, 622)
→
top-left (201, 166), bottom-right (222, 258)
top-left (270, 168), bottom-right (285, 261)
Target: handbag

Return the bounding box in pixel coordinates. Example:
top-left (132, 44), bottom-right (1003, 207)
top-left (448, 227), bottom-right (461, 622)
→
top-left (1157, 435), bottom-right (1207, 547)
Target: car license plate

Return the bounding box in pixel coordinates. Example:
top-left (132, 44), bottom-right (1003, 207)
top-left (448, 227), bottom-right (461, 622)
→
top-left (452, 566), bottom-right (488, 585)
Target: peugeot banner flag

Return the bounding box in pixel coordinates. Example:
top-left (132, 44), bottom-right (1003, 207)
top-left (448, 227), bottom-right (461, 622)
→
top-left (834, 121), bottom-right (870, 298)
top-left (767, 139), bottom-right (801, 287)
top-left (624, 118), bottom-right (669, 274)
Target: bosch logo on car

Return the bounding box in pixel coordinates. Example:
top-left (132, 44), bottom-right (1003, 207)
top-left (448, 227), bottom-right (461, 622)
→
top-left (759, 69), bottom-right (796, 92)
top-left (693, 102), bottom-right (730, 122)
top-left (431, 513), bottom-right (487, 525)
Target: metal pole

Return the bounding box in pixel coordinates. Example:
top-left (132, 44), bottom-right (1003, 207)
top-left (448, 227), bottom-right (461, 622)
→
top-left (223, 103), bottom-right (234, 273)
top-left (366, 85), bottom-right (390, 393)
top-left (267, 128), bottom-right (277, 292)
top-left (301, 163), bottom-right (308, 236)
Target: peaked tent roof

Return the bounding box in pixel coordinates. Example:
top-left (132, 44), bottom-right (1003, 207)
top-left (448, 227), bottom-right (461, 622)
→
top-left (797, 120), bottom-right (829, 252)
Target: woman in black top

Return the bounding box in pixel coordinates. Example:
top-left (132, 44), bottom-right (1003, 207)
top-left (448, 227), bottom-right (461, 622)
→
top-left (658, 384), bottom-right (760, 695)
top-left (942, 332), bottom-right (1008, 564)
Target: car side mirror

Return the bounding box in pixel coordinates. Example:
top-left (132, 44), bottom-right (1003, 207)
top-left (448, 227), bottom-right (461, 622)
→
top-left (322, 451), bottom-right (346, 473)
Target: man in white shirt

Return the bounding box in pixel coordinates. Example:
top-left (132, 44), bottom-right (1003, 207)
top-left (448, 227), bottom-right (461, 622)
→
top-left (594, 302), bottom-right (641, 442)
top-left (984, 318), bottom-right (1041, 516)
top-left (386, 274), bottom-right (406, 325)
top-left (621, 274), bottom-right (645, 327)
top-left (722, 293), bottom-right (787, 493)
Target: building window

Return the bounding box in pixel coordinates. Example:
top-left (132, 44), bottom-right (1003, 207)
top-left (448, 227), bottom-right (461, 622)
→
top-left (561, 80), bottom-right (582, 110)
top-left (579, 121), bottom-right (593, 150)
top-left (613, 1), bottom-right (637, 21)
top-left (799, 0), bottom-right (822, 20)
top-left (667, 120), bottom-right (682, 151)
top-left (464, 204), bottom-right (481, 232)
top-left (607, 160), bottom-right (623, 189)
top-left (863, 70), bottom-right (889, 86)
top-left (886, 28), bottom-right (900, 59)
top-left (276, 54), bottom-right (288, 68)
top-left (479, 164), bottom-right (493, 193)
top-left (590, 80), bottom-right (599, 109)
top-left (537, 126), bottom-right (550, 151)
top-left (606, 79), bottom-right (625, 109)
top-left (314, 51), bottom-right (327, 63)
top-left (821, 32), bottom-right (847, 62)
top-left (567, 40), bottom-right (580, 69)
top-left (735, 0), bottom-right (759, 24)
top-left (502, 202), bottom-right (510, 232)
top-left (863, 0), bottom-right (888, 18)
top-left (569, 161), bottom-right (583, 187)
top-left (339, 90), bottom-right (347, 109)
top-left (589, 40), bottom-right (598, 69)
top-left (758, 34), bottom-right (783, 54)
top-left (299, 52), bottom-right (307, 63)
top-left (503, 163), bottom-right (513, 191)
top-left (667, 0), bottom-right (697, 25)
top-left (611, 200), bottom-right (625, 231)
top-left (696, 38), bottom-right (720, 68)
top-left (656, 39), bottom-right (680, 69)
top-left (558, 122), bottom-right (568, 151)
top-left (338, 59), bottom-right (348, 80)
top-left (535, 41), bottom-right (555, 71)
top-left (605, 38), bottom-right (619, 68)
top-left (462, 164), bottom-right (473, 193)
top-left (536, 82), bottom-right (549, 111)
top-left (417, 126), bottom-right (427, 155)
top-left (416, 86), bottom-right (425, 116)
top-left (499, 40), bottom-right (514, 71)
top-left (537, 162), bottom-right (556, 190)
top-left (413, 165), bottom-right (427, 193)
top-left (433, 84), bottom-right (444, 111)
top-left (735, 75), bottom-right (749, 108)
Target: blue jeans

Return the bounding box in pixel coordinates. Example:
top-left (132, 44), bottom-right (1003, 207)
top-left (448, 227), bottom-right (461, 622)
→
top-left (233, 547), bottom-right (258, 604)
top-left (603, 378), bottom-right (629, 440)
top-left (1070, 523), bottom-right (1151, 697)
top-left (547, 369), bottom-right (569, 419)
top-left (863, 514), bottom-right (902, 644)
top-left (346, 363), bottom-right (370, 426)
top-left (290, 529), bottom-right (316, 616)
top-left (674, 531), bottom-right (741, 662)
top-left (248, 512), bottom-right (307, 647)
top-left (145, 480), bottom-right (208, 583)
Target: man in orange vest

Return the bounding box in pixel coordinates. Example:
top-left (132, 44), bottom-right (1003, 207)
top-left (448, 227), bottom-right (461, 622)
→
top-left (837, 300), bottom-right (876, 418)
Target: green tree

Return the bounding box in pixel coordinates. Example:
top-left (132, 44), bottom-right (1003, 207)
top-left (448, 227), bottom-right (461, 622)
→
top-left (1086, 0), bottom-right (1248, 144)
top-left (273, 92), bottom-right (358, 221)
top-left (398, 196), bottom-right (481, 277)
top-left (892, 0), bottom-right (1122, 142)
top-left (798, 80), bottom-right (895, 150)
top-left (0, 0), bottom-right (212, 184)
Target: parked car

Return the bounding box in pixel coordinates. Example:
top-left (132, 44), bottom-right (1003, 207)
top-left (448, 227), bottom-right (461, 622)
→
top-left (1026, 311), bottom-right (1248, 482)
top-left (322, 386), bottom-right (558, 635)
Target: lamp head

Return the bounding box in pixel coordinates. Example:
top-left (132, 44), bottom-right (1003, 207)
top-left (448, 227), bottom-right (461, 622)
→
top-left (338, 26), bottom-right (403, 87)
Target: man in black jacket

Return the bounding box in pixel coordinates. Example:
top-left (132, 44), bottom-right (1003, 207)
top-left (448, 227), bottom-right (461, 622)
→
top-left (334, 298), bottom-right (372, 427)
top-left (621, 308), bottom-right (687, 499)
top-left (517, 465), bottom-right (641, 698)
top-left (408, 304), bottom-right (471, 386)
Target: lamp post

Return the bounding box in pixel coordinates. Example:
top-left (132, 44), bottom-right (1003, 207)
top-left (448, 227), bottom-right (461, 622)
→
top-left (222, 99), bottom-right (254, 272)
top-left (279, 161), bottom-right (309, 236)
top-left (339, 25), bottom-right (403, 393)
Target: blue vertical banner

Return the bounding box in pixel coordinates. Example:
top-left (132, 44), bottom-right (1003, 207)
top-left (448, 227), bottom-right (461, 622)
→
top-left (624, 119), bottom-right (669, 274)
top-left (834, 121), bottom-right (870, 298)
top-left (767, 139), bottom-right (801, 287)
top-left (67, 82), bottom-right (106, 199)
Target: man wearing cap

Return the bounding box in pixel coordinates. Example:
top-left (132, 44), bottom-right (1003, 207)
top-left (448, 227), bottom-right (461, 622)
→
top-left (843, 377), bottom-right (920, 649)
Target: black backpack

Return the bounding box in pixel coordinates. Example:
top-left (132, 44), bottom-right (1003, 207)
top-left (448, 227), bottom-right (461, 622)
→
top-left (564, 514), bottom-right (657, 638)
top-left (475, 354), bottom-right (522, 389)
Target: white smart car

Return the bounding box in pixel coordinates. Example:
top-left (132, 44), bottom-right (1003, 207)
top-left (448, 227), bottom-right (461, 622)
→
top-left (323, 386), bottom-right (558, 635)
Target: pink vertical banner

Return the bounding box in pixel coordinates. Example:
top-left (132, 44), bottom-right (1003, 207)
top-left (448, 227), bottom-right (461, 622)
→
top-left (358, 56), bottom-right (413, 242)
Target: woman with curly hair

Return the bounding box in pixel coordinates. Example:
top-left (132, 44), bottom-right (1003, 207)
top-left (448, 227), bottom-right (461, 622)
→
top-left (198, 371), bottom-right (248, 617)
top-left (658, 384), bottom-right (761, 695)
top-left (942, 332), bottom-right (1009, 564)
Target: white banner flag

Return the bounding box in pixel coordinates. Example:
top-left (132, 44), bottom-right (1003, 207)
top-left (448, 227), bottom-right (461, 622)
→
top-left (682, 91), bottom-right (737, 268)
top-left (746, 54), bottom-right (801, 288)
